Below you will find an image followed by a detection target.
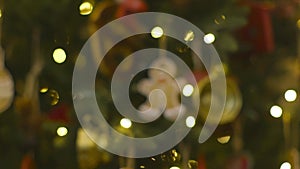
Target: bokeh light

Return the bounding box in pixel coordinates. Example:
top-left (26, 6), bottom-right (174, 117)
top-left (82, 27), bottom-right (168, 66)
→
top-left (203, 33), bottom-right (215, 44)
top-left (79, 2), bottom-right (93, 15)
top-left (53, 48), bottom-right (67, 64)
top-left (184, 30), bottom-right (195, 42)
top-left (187, 160), bottom-right (198, 169)
top-left (284, 89), bottom-right (297, 102)
top-left (270, 105), bottom-right (283, 118)
top-left (183, 84), bottom-right (194, 97)
top-left (186, 116), bottom-right (196, 128)
top-left (280, 162), bottom-right (291, 169)
top-left (170, 166), bottom-right (180, 169)
top-left (151, 26), bottom-right (164, 38)
top-left (40, 87), bottom-right (49, 93)
top-left (217, 136), bottom-right (231, 144)
top-left (120, 118), bottom-right (132, 129)
top-left (57, 127), bottom-right (68, 137)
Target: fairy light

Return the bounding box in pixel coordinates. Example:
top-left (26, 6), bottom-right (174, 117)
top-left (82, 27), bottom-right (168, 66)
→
top-left (120, 118), bottom-right (132, 129)
top-left (203, 33), bottom-right (215, 44)
top-left (57, 127), bottom-right (68, 137)
top-left (40, 87), bottom-right (49, 93)
top-left (79, 2), bottom-right (93, 15)
top-left (280, 162), bottom-right (291, 169)
top-left (217, 136), bottom-right (231, 144)
top-left (284, 89), bottom-right (297, 102)
top-left (53, 48), bottom-right (67, 64)
top-left (170, 166), bottom-right (180, 169)
top-left (185, 116), bottom-right (196, 128)
top-left (270, 105), bottom-right (283, 118)
top-left (151, 26), bottom-right (164, 38)
top-left (182, 84), bottom-right (194, 97)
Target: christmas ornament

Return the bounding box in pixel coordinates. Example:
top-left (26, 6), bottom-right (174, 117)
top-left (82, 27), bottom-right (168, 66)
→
top-left (226, 153), bottom-right (252, 169)
top-left (47, 103), bottom-right (69, 123)
top-left (20, 152), bottom-right (36, 169)
top-left (137, 56), bottom-right (186, 121)
top-left (197, 155), bottom-right (207, 169)
top-left (238, 2), bottom-right (274, 53)
top-left (115, 0), bottom-right (148, 18)
top-left (0, 48), bottom-right (14, 113)
top-left (194, 76), bottom-right (242, 125)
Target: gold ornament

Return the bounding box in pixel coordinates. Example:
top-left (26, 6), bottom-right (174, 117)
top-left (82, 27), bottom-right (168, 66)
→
top-left (194, 76), bottom-right (242, 124)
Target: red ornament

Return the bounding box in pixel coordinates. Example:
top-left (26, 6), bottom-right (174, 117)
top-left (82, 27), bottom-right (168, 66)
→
top-left (47, 103), bottom-right (70, 123)
top-left (198, 155), bottom-right (207, 169)
top-left (226, 153), bottom-right (252, 169)
top-left (116, 0), bottom-right (148, 18)
top-left (238, 2), bottom-right (274, 53)
top-left (20, 153), bottom-right (36, 169)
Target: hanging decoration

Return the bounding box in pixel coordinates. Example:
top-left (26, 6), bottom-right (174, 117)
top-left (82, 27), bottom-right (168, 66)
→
top-left (238, 2), bottom-right (274, 53)
top-left (137, 56), bottom-right (186, 121)
top-left (0, 48), bottom-right (14, 113)
top-left (0, 6), bottom-right (14, 114)
top-left (194, 76), bottom-right (242, 125)
top-left (115, 0), bottom-right (147, 18)
top-left (20, 152), bottom-right (36, 169)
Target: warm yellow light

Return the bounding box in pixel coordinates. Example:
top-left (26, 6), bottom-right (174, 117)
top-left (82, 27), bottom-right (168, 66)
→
top-left (183, 84), bottom-right (194, 97)
top-left (217, 136), bottom-right (231, 144)
top-left (0, 10), bottom-right (2, 18)
top-left (280, 162), bottom-right (291, 169)
top-left (40, 87), bottom-right (49, 93)
top-left (79, 2), bottom-right (93, 15)
top-left (297, 19), bottom-right (300, 29)
top-left (140, 166), bottom-right (145, 169)
top-left (57, 127), bottom-right (68, 137)
top-left (120, 118), bottom-right (132, 129)
top-left (203, 33), bottom-right (215, 44)
top-left (170, 166), bottom-right (180, 169)
top-left (284, 89), bottom-right (297, 102)
top-left (151, 26), bottom-right (164, 38)
top-left (186, 116), bottom-right (196, 128)
top-left (270, 105), bottom-right (283, 118)
top-left (53, 48), bottom-right (67, 64)
top-left (184, 30), bottom-right (195, 42)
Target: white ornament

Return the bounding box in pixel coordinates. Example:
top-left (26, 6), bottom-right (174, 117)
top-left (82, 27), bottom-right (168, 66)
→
top-left (0, 49), bottom-right (14, 113)
top-left (137, 56), bottom-right (186, 121)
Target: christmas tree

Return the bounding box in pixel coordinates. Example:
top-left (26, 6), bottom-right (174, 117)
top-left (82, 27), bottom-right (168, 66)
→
top-left (0, 0), bottom-right (299, 169)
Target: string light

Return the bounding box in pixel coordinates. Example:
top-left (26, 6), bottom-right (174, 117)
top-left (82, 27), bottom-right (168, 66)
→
top-left (53, 48), bottom-right (67, 64)
top-left (280, 162), bottom-right (291, 169)
top-left (120, 118), bottom-right (132, 129)
top-left (297, 19), bottom-right (300, 29)
top-left (270, 105), bottom-right (283, 118)
top-left (284, 89), bottom-right (297, 102)
top-left (182, 84), bottom-right (194, 97)
top-left (217, 136), bottom-right (231, 144)
top-left (170, 166), bottom-right (180, 169)
top-left (40, 87), bottom-right (49, 93)
top-left (79, 2), bottom-right (93, 15)
top-left (57, 127), bottom-right (68, 137)
top-left (151, 26), bottom-right (164, 38)
top-left (184, 30), bottom-right (195, 42)
top-left (203, 33), bottom-right (215, 44)
top-left (185, 116), bottom-right (196, 128)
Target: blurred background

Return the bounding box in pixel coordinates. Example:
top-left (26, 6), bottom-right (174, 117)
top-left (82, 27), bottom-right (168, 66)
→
top-left (0, 0), bottom-right (299, 169)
